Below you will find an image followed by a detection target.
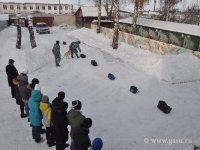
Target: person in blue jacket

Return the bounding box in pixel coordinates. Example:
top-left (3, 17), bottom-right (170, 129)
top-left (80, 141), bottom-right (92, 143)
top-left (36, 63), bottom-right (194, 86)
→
top-left (28, 84), bottom-right (43, 143)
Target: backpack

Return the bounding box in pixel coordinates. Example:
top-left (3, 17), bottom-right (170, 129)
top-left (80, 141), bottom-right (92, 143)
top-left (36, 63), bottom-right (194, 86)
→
top-left (108, 73), bottom-right (115, 80)
top-left (130, 86), bottom-right (139, 94)
top-left (80, 54), bottom-right (86, 58)
top-left (157, 100), bottom-right (172, 114)
top-left (91, 60), bottom-right (98, 66)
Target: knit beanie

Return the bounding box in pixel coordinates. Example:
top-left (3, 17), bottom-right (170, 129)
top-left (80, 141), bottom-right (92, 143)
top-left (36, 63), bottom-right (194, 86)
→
top-left (41, 95), bottom-right (49, 103)
top-left (72, 100), bottom-right (82, 110)
top-left (92, 138), bottom-right (103, 150)
top-left (81, 118), bottom-right (92, 129)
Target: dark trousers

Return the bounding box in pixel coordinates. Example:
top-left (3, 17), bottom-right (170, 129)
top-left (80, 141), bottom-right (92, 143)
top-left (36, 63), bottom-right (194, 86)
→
top-left (54, 56), bottom-right (61, 66)
top-left (32, 126), bottom-right (41, 143)
top-left (56, 140), bottom-right (66, 150)
top-left (71, 51), bottom-right (79, 58)
top-left (20, 105), bottom-right (25, 115)
top-left (46, 127), bottom-right (55, 145)
top-left (11, 85), bottom-right (16, 98)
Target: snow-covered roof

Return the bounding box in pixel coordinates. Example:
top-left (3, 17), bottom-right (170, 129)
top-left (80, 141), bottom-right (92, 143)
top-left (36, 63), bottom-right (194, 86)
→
top-left (0, 0), bottom-right (72, 4)
top-left (77, 6), bottom-right (107, 17)
top-left (0, 14), bottom-right (9, 20)
top-left (119, 17), bottom-right (200, 37)
top-left (92, 20), bottom-right (113, 23)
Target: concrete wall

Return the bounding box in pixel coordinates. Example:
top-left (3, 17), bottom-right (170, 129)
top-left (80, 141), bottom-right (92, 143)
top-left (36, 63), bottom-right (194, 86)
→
top-left (53, 15), bottom-right (75, 26)
top-left (91, 24), bottom-right (194, 55)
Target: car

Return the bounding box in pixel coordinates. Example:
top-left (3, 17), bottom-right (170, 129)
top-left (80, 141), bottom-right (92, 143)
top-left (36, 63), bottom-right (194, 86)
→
top-left (36, 22), bottom-right (50, 34)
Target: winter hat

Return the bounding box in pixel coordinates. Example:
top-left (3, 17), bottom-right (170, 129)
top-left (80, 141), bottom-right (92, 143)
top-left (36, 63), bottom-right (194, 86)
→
top-left (41, 95), bottom-right (49, 103)
top-left (34, 84), bottom-right (41, 91)
top-left (72, 100), bottom-right (82, 110)
top-left (92, 138), bottom-right (103, 150)
top-left (58, 91), bottom-right (65, 100)
top-left (32, 78), bottom-right (39, 85)
top-left (81, 118), bottom-right (92, 128)
top-left (9, 59), bottom-right (14, 64)
top-left (22, 69), bottom-right (28, 75)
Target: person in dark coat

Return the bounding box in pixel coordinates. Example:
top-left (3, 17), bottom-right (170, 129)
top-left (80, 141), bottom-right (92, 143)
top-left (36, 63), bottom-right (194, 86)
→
top-left (5, 59), bottom-right (19, 98)
top-left (51, 91), bottom-right (69, 150)
top-left (73, 118), bottom-right (92, 150)
top-left (69, 41), bottom-right (81, 58)
top-left (52, 41), bottom-right (61, 67)
top-left (13, 78), bottom-right (27, 118)
top-left (67, 100), bottom-right (85, 150)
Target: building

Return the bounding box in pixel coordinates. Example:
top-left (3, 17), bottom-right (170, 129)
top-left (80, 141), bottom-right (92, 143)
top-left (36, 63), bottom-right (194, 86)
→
top-left (119, 17), bottom-right (200, 51)
top-left (75, 6), bottom-right (108, 28)
top-left (0, 2), bottom-right (73, 15)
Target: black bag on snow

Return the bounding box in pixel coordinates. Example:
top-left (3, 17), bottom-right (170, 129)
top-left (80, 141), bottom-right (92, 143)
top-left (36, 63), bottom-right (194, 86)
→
top-left (130, 86), bottom-right (139, 94)
top-left (91, 60), bottom-right (98, 66)
top-left (108, 73), bottom-right (115, 80)
top-left (80, 54), bottom-right (86, 58)
top-left (157, 100), bottom-right (172, 114)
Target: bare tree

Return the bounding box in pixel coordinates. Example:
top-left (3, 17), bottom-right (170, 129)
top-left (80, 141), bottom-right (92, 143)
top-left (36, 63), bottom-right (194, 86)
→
top-left (131, 0), bottom-right (149, 33)
top-left (97, 0), bottom-right (101, 33)
top-left (154, 0), bottom-right (156, 11)
top-left (112, 0), bottom-right (119, 49)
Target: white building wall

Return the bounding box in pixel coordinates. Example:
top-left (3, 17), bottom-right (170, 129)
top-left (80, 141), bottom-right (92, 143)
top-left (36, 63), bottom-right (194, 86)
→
top-left (0, 2), bottom-right (72, 14)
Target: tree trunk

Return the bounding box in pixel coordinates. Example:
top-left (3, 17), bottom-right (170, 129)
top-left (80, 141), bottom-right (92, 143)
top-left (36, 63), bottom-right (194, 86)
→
top-left (97, 0), bottom-right (101, 33)
top-left (109, 0), bottom-right (114, 19)
top-left (16, 24), bottom-right (21, 49)
top-left (131, 1), bottom-right (138, 34)
top-left (154, 0), bottom-right (156, 11)
top-left (112, 0), bottom-right (119, 49)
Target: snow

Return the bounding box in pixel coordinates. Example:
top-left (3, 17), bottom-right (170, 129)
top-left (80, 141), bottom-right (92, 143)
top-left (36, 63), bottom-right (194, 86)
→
top-left (0, 25), bottom-right (200, 150)
top-left (0, 14), bottom-right (9, 20)
top-left (119, 17), bottom-right (200, 37)
top-left (77, 6), bottom-right (107, 17)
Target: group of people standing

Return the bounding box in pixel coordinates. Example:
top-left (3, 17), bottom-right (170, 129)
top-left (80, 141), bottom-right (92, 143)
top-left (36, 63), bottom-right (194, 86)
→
top-left (5, 59), bottom-right (103, 150)
top-left (52, 40), bottom-right (82, 67)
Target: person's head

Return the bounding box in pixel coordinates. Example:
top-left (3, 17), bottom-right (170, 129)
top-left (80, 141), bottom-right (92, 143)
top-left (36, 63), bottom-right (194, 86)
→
top-left (56, 41), bottom-right (60, 45)
top-left (8, 59), bottom-right (14, 65)
top-left (41, 95), bottom-right (49, 103)
top-left (72, 100), bottom-right (82, 110)
top-left (92, 138), bottom-right (103, 150)
top-left (77, 41), bottom-right (80, 44)
top-left (81, 118), bottom-right (92, 129)
top-left (30, 78), bottom-right (39, 89)
top-left (58, 91), bottom-right (65, 100)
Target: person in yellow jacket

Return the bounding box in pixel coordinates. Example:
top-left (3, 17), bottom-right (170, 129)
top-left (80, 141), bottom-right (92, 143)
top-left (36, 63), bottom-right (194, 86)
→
top-left (40, 95), bottom-right (55, 147)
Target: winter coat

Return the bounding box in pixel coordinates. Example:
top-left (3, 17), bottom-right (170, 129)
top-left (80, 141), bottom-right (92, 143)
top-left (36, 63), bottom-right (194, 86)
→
top-left (51, 98), bottom-right (69, 141)
top-left (5, 64), bottom-right (19, 87)
top-left (13, 79), bottom-right (24, 106)
top-left (18, 73), bottom-right (32, 102)
top-left (28, 90), bottom-right (42, 126)
top-left (40, 102), bottom-right (52, 127)
top-left (73, 126), bottom-right (91, 150)
top-left (67, 108), bottom-right (85, 137)
top-left (69, 41), bottom-right (81, 53)
top-left (52, 44), bottom-right (61, 58)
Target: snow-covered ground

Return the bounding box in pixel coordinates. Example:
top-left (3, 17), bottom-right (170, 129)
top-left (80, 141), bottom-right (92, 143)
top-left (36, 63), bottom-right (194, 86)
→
top-left (0, 26), bottom-right (200, 150)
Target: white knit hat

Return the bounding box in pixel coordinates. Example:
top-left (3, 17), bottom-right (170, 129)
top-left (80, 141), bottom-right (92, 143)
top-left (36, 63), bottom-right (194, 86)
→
top-left (34, 84), bottom-right (41, 91)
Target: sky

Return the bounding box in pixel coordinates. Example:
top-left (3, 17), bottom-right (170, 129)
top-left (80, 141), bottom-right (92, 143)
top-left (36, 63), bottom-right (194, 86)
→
top-left (0, 0), bottom-right (199, 10)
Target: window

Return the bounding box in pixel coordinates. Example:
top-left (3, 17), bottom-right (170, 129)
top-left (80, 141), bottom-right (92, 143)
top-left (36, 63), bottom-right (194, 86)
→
top-left (65, 5), bottom-right (68, 10)
top-left (3, 5), bottom-right (7, 10)
top-left (36, 5), bottom-right (39, 10)
top-left (30, 5), bottom-right (33, 10)
top-left (60, 5), bottom-right (62, 10)
top-left (23, 5), bottom-right (27, 10)
top-left (54, 6), bottom-right (57, 10)
top-left (10, 5), bottom-right (14, 10)
top-left (48, 6), bottom-right (51, 10)
top-left (17, 5), bottom-right (20, 10)
top-left (42, 6), bottom-right (45, 10)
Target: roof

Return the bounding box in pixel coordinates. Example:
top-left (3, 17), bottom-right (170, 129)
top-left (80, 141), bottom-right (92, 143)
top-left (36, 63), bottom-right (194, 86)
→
top-left (0, 14), bottom-right (9, 20)
top-left (0, 0), bottom-right (72, 4)
top-left (119, 17), bottom-right (200, 37)
top-left (76, 6), bottom-right (107, 17)
top-left (92, 20), bottom-right (113, 23)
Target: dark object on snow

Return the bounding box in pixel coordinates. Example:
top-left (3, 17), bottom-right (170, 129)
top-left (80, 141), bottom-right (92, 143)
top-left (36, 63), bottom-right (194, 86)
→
top-left (91, 60), bottom-right (98, 66)
top-left (80, 54), bottom-right (86, 58)
top-left (130, 86), bottom-right (139, 94)
top-left (92, 137), bottom-right (103, 150)
top-left (157, 100), bottom-right (172, 114)
top-left (194, 145), bottom-right (200, 150)
top-left (63, 41), bottom-right (67, 45)
top-left (108, 73), bottom-right (115, 80)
